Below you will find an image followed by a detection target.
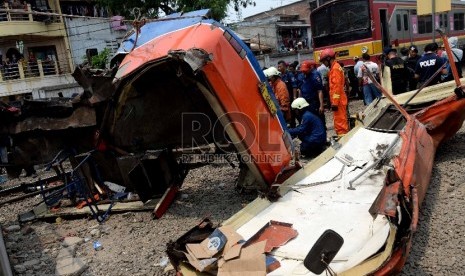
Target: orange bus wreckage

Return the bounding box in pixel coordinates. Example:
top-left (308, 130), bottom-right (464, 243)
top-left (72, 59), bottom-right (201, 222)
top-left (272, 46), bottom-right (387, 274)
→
top-left (8, 9), bottom-right (294, 223)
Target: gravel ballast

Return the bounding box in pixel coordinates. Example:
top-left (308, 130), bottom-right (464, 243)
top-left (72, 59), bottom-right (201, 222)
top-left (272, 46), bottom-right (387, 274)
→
top-left (0, 99), bottom-right (464, 275)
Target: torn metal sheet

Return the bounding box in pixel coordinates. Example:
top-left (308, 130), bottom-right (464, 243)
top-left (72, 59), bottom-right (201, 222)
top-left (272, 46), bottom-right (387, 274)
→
top-left (1, 106), bottom-right (96, 134)
top-left (243, 221), bottom-right (298, 253)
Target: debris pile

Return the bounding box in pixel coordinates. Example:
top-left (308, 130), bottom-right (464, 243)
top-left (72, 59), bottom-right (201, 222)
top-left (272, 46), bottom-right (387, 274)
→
top-left (168, 219), bottom-right (297, 275)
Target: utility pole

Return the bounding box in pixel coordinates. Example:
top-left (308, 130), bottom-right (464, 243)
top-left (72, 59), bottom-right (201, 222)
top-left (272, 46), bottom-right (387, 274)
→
top-left (432, 0), bottom-right (436, 42)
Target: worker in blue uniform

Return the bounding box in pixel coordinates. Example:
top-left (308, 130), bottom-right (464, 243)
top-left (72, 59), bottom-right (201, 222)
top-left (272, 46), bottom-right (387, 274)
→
top-left (297, 60), bottom-right (326, 128)
top-left (288, 98), bottom-right (327, 158)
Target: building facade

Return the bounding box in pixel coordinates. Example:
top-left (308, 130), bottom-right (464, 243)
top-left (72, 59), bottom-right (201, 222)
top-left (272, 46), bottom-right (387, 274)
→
top-left (0, 0), bottom-right (80, 100)
top-left (65, 16), bottom-right (128, 66)
top-left (230, 0), bottom-right (312, 54)
top-left (0, 0), bottom-right (128, 101)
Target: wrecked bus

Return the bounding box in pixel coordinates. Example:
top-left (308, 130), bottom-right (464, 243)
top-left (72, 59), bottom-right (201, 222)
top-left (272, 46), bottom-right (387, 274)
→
top-left (102, 9), bottom-right (294, 193)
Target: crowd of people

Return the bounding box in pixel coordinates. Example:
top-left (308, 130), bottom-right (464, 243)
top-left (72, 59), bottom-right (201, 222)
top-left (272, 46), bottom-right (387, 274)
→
top-left (264, 37), bottom-right (463, 158)
top-left (381, 36), bottom-right (463, 95)
top-left (1, 52), bottom-right (57, 80)
top-left (0, 54), bottom-right (21, 80)
top-left (264, 48), bottom-right (349, 158)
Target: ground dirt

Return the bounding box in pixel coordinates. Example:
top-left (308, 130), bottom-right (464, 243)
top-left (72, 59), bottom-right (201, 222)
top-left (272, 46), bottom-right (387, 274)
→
top-left (0, 99), bottom-right (464, 276)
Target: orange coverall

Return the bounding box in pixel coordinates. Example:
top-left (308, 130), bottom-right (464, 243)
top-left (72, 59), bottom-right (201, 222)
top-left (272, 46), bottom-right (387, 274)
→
top-left (272, 79), bottom-right (291, 122)
top-left (328, 62), bottom-right (349, 135)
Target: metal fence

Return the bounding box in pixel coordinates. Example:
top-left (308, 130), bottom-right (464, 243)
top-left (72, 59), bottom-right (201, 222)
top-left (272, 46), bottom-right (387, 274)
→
top-left (0, 60), bottom-right (59, 81)
top-left (0, 3), bottom-right (61, 23)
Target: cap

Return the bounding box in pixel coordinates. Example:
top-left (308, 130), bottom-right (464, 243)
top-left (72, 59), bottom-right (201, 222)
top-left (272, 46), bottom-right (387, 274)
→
top-left (383, 47), bottom-right (397, 55)
top-left (424, 43), bottom-right (438, 52)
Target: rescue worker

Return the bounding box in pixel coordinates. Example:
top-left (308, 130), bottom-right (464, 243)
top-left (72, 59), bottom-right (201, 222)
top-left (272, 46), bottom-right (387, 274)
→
top-left (406, 45), bottom-right (420, 91)
top-left (297, 60), bottom-right (326, 128)
top-left (278, 60), bottom-right (298, 127)
top-left (414, 43), bottom-right (447, 87)
top-left (288, 98), bottom-right (326, 158)
top-left (384, 47), bottom-right (409, 95)
top-left (263, 67), bottom-right (291, 123)
top-left (319, 48), bottom-right (349, 136)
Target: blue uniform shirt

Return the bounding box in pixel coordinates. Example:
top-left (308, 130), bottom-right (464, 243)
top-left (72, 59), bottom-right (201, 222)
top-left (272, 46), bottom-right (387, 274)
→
top-left (281, 71), bottom-right (298, 95)
top-left (288, 110), bottom-right (326, 145)
top-left (297, 70), bottom-right (323, 109)
top-left (414, 53), bottom-right (445, 85)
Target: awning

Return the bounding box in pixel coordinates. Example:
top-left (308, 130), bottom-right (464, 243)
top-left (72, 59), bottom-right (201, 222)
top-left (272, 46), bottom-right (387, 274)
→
top-left (276, 23), bottom-right (310, 28)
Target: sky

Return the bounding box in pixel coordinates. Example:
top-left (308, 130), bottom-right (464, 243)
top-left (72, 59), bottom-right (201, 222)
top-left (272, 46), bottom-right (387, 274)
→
top-left (224, 0), bottom-right (302, 23)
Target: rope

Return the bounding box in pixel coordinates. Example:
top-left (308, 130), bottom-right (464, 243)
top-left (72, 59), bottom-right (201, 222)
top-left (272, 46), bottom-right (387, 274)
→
top-left (292, 163), bottom-right (346, 190)
top-left (130, 7), bottom-right (146, 52)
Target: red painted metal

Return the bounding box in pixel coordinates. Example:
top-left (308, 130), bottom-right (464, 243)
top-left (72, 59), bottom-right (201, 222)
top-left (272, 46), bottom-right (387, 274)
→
top-left (153, 185), bottom-right (179, 219)
top-left (374, 238), bottom-right (411, 275)
top-left (373, 96), bottom-right (465, 274)
top-left (411, 186), bottom-right (419, 233)
top-left (243, 221), bottom-right (298, 253)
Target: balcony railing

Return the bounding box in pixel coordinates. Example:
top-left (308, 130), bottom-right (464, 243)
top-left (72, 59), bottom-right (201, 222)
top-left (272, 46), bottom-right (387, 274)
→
top-left (0, 3), bottom-right (61, 23)
top-left (0, 60), bottom-right (59, 82)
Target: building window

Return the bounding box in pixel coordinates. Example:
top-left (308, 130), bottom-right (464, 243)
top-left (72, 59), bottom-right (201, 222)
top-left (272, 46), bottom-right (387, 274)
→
top-left (454, 13), bottom-right (464, 31)
top-left (418, 15), bottom-right (432, 34)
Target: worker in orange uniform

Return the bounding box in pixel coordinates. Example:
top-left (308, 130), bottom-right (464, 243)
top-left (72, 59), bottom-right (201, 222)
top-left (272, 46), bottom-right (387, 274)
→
top-left (319, 48), bottom-right (349, 136)
top-left (264, 67), bottom-right (291, 123)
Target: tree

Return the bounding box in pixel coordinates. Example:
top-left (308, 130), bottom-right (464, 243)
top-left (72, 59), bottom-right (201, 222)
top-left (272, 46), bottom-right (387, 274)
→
top-left (91, 48), bottom-right (111, 69)
top-left (97, 0), bottom-right (255, 21)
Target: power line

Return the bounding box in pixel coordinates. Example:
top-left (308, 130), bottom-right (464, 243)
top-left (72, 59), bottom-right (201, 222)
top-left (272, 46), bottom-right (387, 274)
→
top-left (0, 8), bottom-right (112, 21)
top-left (4, 24), bottom-right (128, 39)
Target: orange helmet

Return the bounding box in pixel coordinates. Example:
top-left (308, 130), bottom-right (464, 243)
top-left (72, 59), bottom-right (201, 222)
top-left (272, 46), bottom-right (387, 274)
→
top-left (300, 60), bottom-right (317, 74)
top-left (319, 48), bottom-right (336, 61)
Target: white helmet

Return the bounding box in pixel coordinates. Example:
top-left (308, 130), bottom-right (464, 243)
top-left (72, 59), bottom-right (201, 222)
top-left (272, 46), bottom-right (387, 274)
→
top-left (291, 98), bottom-right (310, 110)
top-left (263, 66), bottom-right (280, 78)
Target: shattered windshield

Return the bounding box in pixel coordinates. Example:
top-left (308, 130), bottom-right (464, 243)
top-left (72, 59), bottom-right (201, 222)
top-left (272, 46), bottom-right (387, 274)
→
top-left (311, 0), bottom-right (372, 48)
top-left (312, 8), bottom-right (330, 37)
top-left (331, 1), bottom-right (370, 33)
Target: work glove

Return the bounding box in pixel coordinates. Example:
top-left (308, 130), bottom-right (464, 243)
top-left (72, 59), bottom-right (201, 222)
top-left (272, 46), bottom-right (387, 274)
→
top-left (331, 105), bottom-right (338, 111)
